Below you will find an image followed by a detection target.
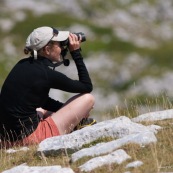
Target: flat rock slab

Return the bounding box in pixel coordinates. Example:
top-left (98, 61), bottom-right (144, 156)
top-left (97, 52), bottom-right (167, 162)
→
top-left (2, 164), bottom-right (74, 173)
top-left (6, 147), bottom-right (29, 154)
top-left (125, 160), bottom-right (143, 168)
top-left (71, 131), bottom-right (157, 162)
top-left (79, 149), bottom-right (131, 172)
top-left (38, 116), bottom-right (153, 155)
top-left (132, 109), bottom-right (173, 122)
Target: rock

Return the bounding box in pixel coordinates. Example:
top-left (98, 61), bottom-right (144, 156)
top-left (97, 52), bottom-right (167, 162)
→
top-left (2, 164), bottom-right (74, 173)
top-left (79, 149), bottom-right (131, 172)
top-left (38, 116), bottom-right (152, 155)
top-left (71, 131), bottom-right (157, 162)
top-left (146, 124), bottom-right (162, 133)
top-left (125, 160), bottom-right (143, 168)
top-left (6, 147), bottom-right (29, 154)
top-left (132, 109), bottom-right (173, 122)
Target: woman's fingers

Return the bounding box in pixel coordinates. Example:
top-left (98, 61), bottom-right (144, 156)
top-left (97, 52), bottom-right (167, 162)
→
top-left (68, 33), bottom-right (81, 51)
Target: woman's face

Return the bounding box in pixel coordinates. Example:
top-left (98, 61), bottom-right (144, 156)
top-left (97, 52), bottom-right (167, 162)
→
top-left (47, 42), bottom-right (62, 62)
top-left (40, 41), bottom-right (63, 62)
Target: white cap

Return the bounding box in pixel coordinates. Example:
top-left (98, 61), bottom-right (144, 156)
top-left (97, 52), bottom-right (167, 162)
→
top-left (25, 26), bottom-right (69, 51)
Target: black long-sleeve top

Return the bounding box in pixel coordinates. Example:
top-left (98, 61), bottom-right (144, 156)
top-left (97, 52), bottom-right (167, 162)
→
top-left (0, 49), bottom-right (93, 141)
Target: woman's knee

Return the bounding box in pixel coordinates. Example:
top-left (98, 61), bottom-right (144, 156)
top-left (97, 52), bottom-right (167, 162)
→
top-left (82, 93), bottom-right (95, 107)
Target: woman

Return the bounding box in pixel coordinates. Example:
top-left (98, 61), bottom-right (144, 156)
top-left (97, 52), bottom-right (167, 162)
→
top-left (0, 26), bottom-right (95, 147)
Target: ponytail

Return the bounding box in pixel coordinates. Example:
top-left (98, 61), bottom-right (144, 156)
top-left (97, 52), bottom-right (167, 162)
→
top-left (24, 47), bottom-right (30, 55)
top-left (24, 47), bottom-right (38, 59)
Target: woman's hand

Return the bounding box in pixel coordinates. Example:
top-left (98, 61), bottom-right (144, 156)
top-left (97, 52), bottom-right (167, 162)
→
top-left (68, 33), bottom-right (81, 52)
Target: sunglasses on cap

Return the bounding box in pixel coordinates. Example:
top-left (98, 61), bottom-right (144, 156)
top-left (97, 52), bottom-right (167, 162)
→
top-left (50, 27), bottom-right (59, 40)
top-left (51, 27), bottom-right (68, 48)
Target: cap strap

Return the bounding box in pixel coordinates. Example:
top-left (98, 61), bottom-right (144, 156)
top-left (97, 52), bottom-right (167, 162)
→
top-left (33, 50), bottom-right (37, 59)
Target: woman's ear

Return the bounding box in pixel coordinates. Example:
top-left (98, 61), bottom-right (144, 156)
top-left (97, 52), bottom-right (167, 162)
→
top-left (44, 45), bottom-right (51, 55)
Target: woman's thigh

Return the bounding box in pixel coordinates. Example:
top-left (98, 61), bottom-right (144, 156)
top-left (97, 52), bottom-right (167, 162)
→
top-left (51, 93), bottom-right (95, 135)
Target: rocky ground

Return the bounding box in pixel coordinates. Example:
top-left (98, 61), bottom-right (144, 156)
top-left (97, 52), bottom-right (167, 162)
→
top-left (2, 109), bottom-right (173, 173)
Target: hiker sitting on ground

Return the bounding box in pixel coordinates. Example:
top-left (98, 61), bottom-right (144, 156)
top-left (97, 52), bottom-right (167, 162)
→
top-left (0, 26), bottom-right (96, 147)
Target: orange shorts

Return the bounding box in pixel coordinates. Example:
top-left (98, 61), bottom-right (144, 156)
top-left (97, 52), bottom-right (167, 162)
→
top-left (22, 116), bottom-right (60, 145)
top-left (0, 117), bottom-right (59, 148)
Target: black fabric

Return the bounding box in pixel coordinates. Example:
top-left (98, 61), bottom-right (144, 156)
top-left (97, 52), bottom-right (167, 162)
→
top-left (0, 49), bottom-right (93, 141)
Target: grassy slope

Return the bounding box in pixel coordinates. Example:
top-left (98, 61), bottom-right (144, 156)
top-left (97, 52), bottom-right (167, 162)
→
top-left (1, 117), bottom-right (173, 173)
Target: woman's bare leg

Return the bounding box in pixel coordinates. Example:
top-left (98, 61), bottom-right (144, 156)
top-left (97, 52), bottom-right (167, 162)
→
top-left (51, 93), bottom-right (95, 135)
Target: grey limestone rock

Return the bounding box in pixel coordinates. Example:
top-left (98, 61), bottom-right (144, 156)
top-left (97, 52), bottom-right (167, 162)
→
top-left (2, 164), bottom-right (74, 173)
top-left (79, 149), bottom-right (131, 172)
top-left (38, 116), bottom-right (152, 155)
top-left (71, 131), bottom-right (157, 162)
top-left (132, 109), bottom-right (173, 122)
top-left (125, 160), bottom-right (143, 168)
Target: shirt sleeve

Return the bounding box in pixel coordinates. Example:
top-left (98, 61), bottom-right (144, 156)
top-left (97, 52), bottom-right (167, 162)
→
top-left (47, 49), bottom-right (93, 93)
top-left (42, 96), bottom-right (64, 112)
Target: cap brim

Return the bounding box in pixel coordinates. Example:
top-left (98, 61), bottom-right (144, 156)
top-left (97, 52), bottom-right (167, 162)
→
top-left (52, 31), bottom-right (69, 42)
